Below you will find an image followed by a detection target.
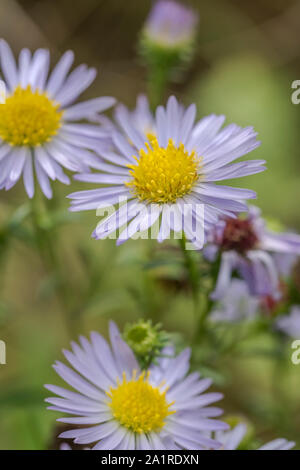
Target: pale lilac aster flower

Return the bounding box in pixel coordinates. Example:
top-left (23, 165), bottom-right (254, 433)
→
top-left (0, 39), bottom-right (115, 198)
top-left (205, 206), bottom-right (300, 300)
top-left (276, 306), bottom-right (300, 338)
top-left (144, 1), bottom-right (198, 48)
top-left (212, 424), bottom-right (295, 450)
top-left (45, 322), bottom-right (228, 450)
top-left (68, 96), bottom-right (264, 249)
top-left (210, 279), bottom-right (259, 323)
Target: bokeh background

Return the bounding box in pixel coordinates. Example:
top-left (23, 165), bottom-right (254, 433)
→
top-left (1, 0), bottom-right (300, 449)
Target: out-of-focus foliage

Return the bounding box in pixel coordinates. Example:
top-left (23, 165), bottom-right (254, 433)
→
top-left (190, 53), bottom-right (300, 224)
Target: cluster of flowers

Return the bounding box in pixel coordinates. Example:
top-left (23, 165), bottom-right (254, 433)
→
top-left (0, 0), bottom-right (299, 451)
top-left (1, 34), bottom-right (299, 323)
top-left (206, 206), bottom-right (300, 336)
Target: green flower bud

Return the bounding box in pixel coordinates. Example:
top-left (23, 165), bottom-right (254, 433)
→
top-left (139, 1), bottom-right (199, 106)
top-left (123, 320), bottom-right (168, 368)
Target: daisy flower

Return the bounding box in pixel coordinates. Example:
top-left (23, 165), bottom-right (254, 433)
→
top-left (45, 321), bottom-right (228, 450)
top-left (68, 96), bottom-right (265, 249)
top-left (212, 423), bottom-right (295, 450)
top-left (204, 206), bottom-right (300, 299)
top-left (0, 39), bottom-right (115, 198)
top-left (276, 306), bottom-right (300, 338)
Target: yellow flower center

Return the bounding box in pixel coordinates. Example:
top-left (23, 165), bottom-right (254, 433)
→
top-left (0, 85), bottom-right (63, 146)
top-left (126, 137), bottom-right (201, 204)
top-left (107, 371), bottom-right (175, 434)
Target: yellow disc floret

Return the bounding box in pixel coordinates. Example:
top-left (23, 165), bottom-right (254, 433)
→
top-left (126, 137), bottom-right (201, 204)
top-left (107, 371), bottom-right (175, 434)
top-left (0, 85), bottom-right (63, 146)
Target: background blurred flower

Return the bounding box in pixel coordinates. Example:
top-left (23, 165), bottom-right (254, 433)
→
top-left (45, 321), bottom-right (228, 450)
top-left (69, 96), bottom-right (264, 249)
top-left (205, 206), bottom-right (300, 300)
top-left (139, 1), bottom-right (199, 106)
top-left (143, 0), bottom-right (198, 49)
top-left (0, 39), bottom-right (115, 199)
top-left (115, 94), bottom-right (155, 139)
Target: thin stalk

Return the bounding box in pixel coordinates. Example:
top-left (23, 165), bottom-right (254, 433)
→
top-left (148, 65), bottom-right (169, 109)
top-left (178, 235), bottom-right (209, 342)
top-left (30, 194), bottom-right (78, 338)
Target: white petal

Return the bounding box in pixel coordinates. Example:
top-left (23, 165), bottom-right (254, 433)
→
top-left (46, 50), bottom-right (74, 97)
top-left (0, 39), bottom-right (18, 91)
top-left (64, 97), bottom-right (116, 120)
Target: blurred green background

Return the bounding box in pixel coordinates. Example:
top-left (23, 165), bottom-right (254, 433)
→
top-left (0, 0), bottom-right (300, 450)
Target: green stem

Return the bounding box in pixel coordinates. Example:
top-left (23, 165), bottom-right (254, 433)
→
top-left (148, 65), bottom-right (169, 109)
top-left (0, 239), bottom-right (9, 294)
top-left (178, 235), bottom-right (208, 342)
top-left (30, 194), bottom-right (78, 338)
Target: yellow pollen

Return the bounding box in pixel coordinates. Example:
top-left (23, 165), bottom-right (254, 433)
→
top-left (107, 371), bottom-right (175, 434)
top-left (0, 85), bottom-right (63, 146)
top-left (146, 131), bottom-right (156, 141)
top-left (126, 137), bottom-right (201, 204)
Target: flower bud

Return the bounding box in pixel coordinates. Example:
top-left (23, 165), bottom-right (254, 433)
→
top-left (143, 0), bottom-right (198, 50)
top-left (123, 319), bottom-right (168, 368)
top-left (139, 1), bottom-right (199, 105)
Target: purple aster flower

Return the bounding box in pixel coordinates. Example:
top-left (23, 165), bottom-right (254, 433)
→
top-left (212, 424), bottom-right (295, 450)
top-left (144, 1), bottom-right (198, 49)
top-left (276, 306), bottom-right (300, 338)
top-left (45, 321), bottom-right (228, 450)
top-left (210, 279), bottom-right (259, 323)
top-left (0, 39), bottom-right (115, 198)
top-left (205, 206), bottom-right (300, 300)
top-left (68, 96), bottom-right (264, 249)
